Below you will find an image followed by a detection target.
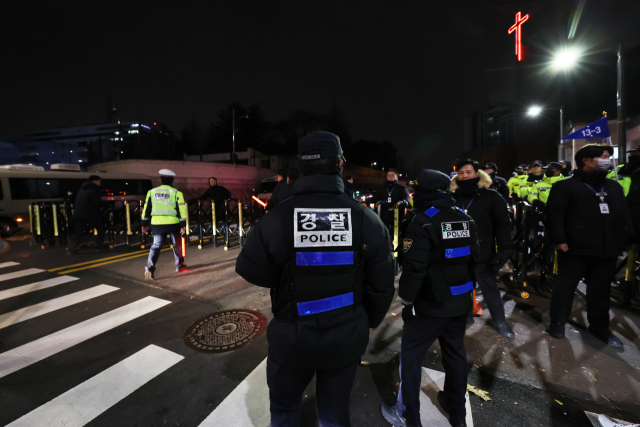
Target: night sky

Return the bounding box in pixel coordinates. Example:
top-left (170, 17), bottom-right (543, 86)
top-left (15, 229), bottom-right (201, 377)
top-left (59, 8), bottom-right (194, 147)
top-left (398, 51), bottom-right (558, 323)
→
top-left (2, 1), bottom-right (640, 172)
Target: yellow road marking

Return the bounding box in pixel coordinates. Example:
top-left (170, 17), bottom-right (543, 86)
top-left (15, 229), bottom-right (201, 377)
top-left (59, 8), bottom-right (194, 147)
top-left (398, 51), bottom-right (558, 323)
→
top-left (48, 250), bottom-right (151, 271)
top-left (57, 248), bottom-right (172, 274)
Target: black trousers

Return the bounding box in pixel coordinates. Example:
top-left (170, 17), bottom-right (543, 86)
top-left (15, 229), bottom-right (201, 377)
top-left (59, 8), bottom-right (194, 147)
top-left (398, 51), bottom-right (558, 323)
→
top-left (476, 273), bottom-right (506, 323)
top-left (398, 313), bottom-right (468, 426)
top-left (549, 253), bottom-right (617, 331)
top-left (267, 349), bottom-right (358, 427)
top-left (69, 219), bottom-right (106, 251)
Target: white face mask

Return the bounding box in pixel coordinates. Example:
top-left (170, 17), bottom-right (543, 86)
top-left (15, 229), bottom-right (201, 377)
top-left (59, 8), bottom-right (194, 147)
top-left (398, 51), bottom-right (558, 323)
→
top-left (593, 158), bottom-right (612, 172)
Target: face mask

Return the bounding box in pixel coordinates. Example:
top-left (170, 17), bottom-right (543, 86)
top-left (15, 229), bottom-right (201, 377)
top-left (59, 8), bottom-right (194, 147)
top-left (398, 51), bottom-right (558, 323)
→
top-left (592, 158), bottom-right (612, 172)
top-left (516, 171), bottom-right (524, 175)
top-left (457, 177), bottom-right (479, 189)
top-left (488, 172), bottom-right (496, 180)
top-left (545, 170), bottom-right (556, 178)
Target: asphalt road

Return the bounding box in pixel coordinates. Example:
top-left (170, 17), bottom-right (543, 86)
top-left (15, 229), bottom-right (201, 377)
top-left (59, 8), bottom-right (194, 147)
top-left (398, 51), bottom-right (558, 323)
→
top-left (1, 233), bottom-right (639, 427)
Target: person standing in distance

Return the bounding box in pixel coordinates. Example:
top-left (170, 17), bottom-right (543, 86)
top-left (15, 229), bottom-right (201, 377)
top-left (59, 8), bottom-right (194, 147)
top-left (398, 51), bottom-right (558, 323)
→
top-left (483, 163), bottom-right (510, 202)
top-left (141, 169), bottom-right (188, 280)
top-left (68, 175), bottom-right (109, 254)
top-left (546, 144), bottom-right (633, 347)
top-left (236, 131), bottom-right (395, 427)
top-left (371, 168), bottom-right (411, 226)
top-left (344, 175), bottom-right (355, 198)
top-left (451, 159), bottom-right (514, 338)
top-left (265, 168), bottom-right (288, 210)
top-left (381, 169), bottom-right (479, 427)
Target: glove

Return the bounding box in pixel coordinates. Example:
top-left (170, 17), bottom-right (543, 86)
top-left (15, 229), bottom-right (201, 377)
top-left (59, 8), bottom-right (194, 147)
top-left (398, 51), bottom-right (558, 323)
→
top-left (490, 250), bottom-right (511, 273)
top-left (402, 302), bottom-right (416, 323)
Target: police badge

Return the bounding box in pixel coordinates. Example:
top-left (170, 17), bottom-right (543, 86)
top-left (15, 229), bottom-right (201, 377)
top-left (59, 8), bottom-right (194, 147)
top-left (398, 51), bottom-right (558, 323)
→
top-left (403, 238), bottom-right (413, 253)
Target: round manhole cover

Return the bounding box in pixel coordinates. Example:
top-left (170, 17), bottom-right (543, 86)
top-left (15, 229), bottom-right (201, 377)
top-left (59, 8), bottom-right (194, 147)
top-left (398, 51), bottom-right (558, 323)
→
top-left (184, 310), bottom-right (266, 353)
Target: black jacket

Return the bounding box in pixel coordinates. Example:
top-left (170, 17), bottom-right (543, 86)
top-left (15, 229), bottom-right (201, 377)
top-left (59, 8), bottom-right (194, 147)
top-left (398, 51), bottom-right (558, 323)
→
top-left (266, 181), bottom-right (295, 210)
top-left (546, 170), bottom-right (634, 258)
top-left (198, 185), bottom-right (231, 206)
top-left (451, 170), bottom-right (513, 274)
top-left (490, 175), bottom-right (510, 203)
top-left (371, 181), bottom-right (411, 223)
top-left (344, 181), bottom-right (354, 198)
top-left (628, 170), bottom-right (640, 243)
top-left (400, 193), bottom-right (479, 317)
top-left (236, 174), bottom-right (395, 368)
top-left (73, 181), bottom-right (108, 223)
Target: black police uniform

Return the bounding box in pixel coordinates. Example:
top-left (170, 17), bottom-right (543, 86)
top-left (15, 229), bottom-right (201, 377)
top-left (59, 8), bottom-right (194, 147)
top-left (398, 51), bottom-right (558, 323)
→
top-left (387, 170), bottom-right (479, 427)
top-left (371, 180), bottom-right (411, 225)
top-left (236, 131), bottom-right (395, 427)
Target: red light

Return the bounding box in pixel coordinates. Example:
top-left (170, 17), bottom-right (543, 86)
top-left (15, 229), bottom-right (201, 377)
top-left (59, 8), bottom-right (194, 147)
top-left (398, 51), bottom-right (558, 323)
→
top-left (153, 122), bottom-right (157, 126)
top-left (508, 11), bottom-right (529, 61)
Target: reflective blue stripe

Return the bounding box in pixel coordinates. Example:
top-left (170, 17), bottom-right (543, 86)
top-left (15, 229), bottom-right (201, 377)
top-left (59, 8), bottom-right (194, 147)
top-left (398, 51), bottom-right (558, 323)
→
top-left (343, 194), bottom-right (359, 202)
top-left (296, 251), bottom-right (354, 266)
top-left (297, 292), bottom-right (354, 316)
top-left (445, 246), bottom-right (470, 258)
top-left (279, 196), bottom-right (295, 204)
top-left (450, 281), bottom-right (474, 296)
top-left (425, 207), bottom-right (439, 217)
top-left (457, 208), bottom-right (466, 214)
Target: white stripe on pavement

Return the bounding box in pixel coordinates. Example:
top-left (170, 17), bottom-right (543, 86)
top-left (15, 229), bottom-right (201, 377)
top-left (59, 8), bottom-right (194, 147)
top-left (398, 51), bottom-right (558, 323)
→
top-left (0, 296), bottom-right (171, 379)
top-left (197, 361), bottom-right (474, 427)
top-left (0, 285), bottom-right (119, 329)
top-left (6, 345), bottom-right (184, 427)
top-left (0, 276), bottom-right (79, 301)
top-left (198, 358), bottom-right (269, 427)
top-left (0, 268), bottom-right (45, 282)
top-left (0, 262), bottom-right (20, 269)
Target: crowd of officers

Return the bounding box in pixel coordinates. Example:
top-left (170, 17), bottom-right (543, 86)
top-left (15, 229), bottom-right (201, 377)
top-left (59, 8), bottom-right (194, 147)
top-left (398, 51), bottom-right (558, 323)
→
top-left (69, 132), bottom-right (635, 426)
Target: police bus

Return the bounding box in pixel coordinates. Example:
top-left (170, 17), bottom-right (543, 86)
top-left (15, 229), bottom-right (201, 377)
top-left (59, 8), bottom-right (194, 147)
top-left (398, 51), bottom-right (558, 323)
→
top-left (0, 164), bottom-right (152, 236)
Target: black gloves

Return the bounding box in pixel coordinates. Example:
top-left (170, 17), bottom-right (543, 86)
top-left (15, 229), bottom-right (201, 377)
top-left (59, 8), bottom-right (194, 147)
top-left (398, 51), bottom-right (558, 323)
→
top-left (402, 302), bottom-right (416, 323)
top-left (490, 250), bottom-right (511, 273)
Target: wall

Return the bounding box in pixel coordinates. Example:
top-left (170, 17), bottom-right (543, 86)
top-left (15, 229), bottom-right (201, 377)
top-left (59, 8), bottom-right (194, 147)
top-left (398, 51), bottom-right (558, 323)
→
top-left (88, 159), bottom-right (276, 200)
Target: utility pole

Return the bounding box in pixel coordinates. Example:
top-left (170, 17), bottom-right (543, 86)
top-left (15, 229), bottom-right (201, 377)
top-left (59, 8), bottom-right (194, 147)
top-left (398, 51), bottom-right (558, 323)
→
top-left (617, 43), bottom-right (626, 164)
top-left (559, 106), bottom-right (564, 161)
top-left (232, 108), bottom-right (236, 165)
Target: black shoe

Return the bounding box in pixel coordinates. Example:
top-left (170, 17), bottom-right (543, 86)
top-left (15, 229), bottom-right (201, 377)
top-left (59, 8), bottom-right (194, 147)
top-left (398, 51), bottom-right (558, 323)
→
top-left (437, 392), bottom-right (467, 427)
top-left (588, 327), bottom-right (624, 348)
top-left (547, 322), bottom-right (565, 339)
top-left (494, 320), bottom-right (515, 338)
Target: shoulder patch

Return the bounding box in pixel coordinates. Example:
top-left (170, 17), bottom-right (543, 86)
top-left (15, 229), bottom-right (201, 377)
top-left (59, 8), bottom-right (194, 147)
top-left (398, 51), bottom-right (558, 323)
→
top-left (425, 207), bottom-right (439, 217)
top-left (402, 238), bottom-right (413, 253)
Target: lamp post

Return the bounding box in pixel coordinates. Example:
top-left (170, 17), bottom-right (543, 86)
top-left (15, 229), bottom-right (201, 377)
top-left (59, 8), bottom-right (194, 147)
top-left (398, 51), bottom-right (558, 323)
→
top-left (527, 105), bottom-right (565, 159)
top-left (232, 108), bottom-right (249, 165)
top-left (370, 162), bottom-right (377, 170)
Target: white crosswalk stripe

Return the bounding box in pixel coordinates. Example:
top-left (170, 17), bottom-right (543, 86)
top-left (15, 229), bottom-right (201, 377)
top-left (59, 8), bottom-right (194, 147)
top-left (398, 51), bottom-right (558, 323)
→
top-left (0, 268), bottom-right (45, 282)
top-left (0, 262), bottom-right (20, 269)
top-left (0, 275), bottom-right (79, 301)
top-left (0, 296), bottom-right (171, 379)
top-left (0, 284), bottom-right (119, 329)
top-left (6, 345), bottom-right (184, 427)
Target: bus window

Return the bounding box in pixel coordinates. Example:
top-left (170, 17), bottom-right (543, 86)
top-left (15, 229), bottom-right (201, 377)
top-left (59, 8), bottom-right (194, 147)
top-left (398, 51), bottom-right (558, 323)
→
top-left (9, 178), bottom-right (38, 200)
top-left (37, 179), bottom-right (60, 198)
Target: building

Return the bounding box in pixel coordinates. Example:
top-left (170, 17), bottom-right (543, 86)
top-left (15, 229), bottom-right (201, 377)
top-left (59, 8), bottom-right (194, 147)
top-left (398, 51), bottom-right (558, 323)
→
top-left (19, 122), bottom-right (175, 169)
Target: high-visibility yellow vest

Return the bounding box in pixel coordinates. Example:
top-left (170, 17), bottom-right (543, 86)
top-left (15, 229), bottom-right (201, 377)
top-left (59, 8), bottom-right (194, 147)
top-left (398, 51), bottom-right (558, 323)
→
top-left (607, 165), bottom-right (631, 196)
top-left (512, 174), bottom-right (528, 196)
top-left (528, 175), bottom-right (564, 204)
top-left (143, 185), bottom-right (187, 225)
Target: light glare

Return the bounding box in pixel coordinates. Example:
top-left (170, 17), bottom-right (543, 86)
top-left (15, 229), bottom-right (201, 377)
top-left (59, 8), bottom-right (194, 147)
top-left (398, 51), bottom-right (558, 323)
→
top-left (528, 106), bottom-right (542, 117)
top-left (552, 48), bottom-right (580, 70)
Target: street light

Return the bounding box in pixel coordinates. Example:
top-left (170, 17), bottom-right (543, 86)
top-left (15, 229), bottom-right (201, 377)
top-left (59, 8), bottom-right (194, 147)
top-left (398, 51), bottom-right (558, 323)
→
top-left (232, 108), bottom-right (249, 165)
top-left (370, 162), bottom-right (377, 170)
top-left (527, 106), bottom-right (542, 117)
top-left (551, 47), bottom-right (581, 71)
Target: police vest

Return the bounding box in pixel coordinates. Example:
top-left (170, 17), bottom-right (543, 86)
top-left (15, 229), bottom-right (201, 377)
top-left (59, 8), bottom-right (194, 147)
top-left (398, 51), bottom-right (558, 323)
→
top-left (144, 185), bottom-right (186, 225)
top-left (273, 194), bottom-right (365, 322)
top-left (418, 206), bottom-right (475, 303)
top-left (607, 165), bottom-right (631, 196)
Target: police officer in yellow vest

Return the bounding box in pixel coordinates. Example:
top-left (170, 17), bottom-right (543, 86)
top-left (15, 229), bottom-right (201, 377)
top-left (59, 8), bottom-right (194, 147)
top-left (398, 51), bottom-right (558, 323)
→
top-left (508, 165), bottom-right (526, 197)
top-left (607, 145), bottom-right (640, 196)
top-left (141, 169), bottom-right (188, 280)
top-left (528, 162), bottom-right (564, 206)
top-left (519, 161), bottom-right (544, 200)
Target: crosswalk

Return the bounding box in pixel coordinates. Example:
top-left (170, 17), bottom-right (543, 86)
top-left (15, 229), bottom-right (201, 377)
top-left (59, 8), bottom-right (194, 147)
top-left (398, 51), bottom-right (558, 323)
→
top-left (0, 263), bottom-right (183, 426)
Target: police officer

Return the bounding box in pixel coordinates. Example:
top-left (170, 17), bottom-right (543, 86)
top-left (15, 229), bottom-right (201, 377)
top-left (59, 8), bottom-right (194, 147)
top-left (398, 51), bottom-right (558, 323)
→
top-left (483, 163), bottom-right (509, 202)
top-left (371, 168), bottom-right (411, 226)
top-left (607, 145), bottom-right (640, 196)
top-left (510, 165), bottom-right (528, 199)
top-left (507, 165), bottom-right (524, 196)
top-left (141, 169), bottom-right (188, 280)
top-left (519, 160), bottom-right (544, 200)
top-left (528, 162), bottom-right (564, 206)
top-left (236, 131), bottom-right (395, 426)
top-left (381, 169), bottom-right (479, 427)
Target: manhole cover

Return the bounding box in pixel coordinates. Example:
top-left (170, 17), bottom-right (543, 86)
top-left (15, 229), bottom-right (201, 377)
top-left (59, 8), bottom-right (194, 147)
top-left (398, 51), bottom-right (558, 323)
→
top-left (183, 310), bottom-right (266, 353)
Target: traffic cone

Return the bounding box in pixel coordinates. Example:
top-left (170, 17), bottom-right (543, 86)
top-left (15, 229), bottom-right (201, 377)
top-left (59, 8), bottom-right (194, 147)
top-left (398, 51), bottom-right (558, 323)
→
top-left (472, 290), bottom-right (483, 317)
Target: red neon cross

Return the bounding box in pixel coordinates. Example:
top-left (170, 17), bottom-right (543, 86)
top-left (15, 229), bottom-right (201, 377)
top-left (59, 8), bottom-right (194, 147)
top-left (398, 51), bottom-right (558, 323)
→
top-left (508, 11), bottom-right (529, 61)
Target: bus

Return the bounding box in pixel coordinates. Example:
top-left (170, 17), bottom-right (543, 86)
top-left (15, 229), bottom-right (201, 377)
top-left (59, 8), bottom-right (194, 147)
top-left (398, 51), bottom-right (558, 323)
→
top-left (0, 165), bottom-right (153, 237)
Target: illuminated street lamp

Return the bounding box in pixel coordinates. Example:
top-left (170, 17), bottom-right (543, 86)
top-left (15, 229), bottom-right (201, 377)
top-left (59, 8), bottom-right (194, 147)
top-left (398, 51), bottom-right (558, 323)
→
top-left (527, 105), bottom-right (565, 159)
top-left (370, 162), bottom-right (377, 170)
top-left (551, 47), bottom-right (581, 71)
top-left (527, 106), bottom-right (542, 117)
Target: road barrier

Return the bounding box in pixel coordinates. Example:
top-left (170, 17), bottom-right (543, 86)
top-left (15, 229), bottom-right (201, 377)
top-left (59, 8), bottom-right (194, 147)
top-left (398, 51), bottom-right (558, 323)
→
top-left (28, 196), bottom-right (265, 252)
